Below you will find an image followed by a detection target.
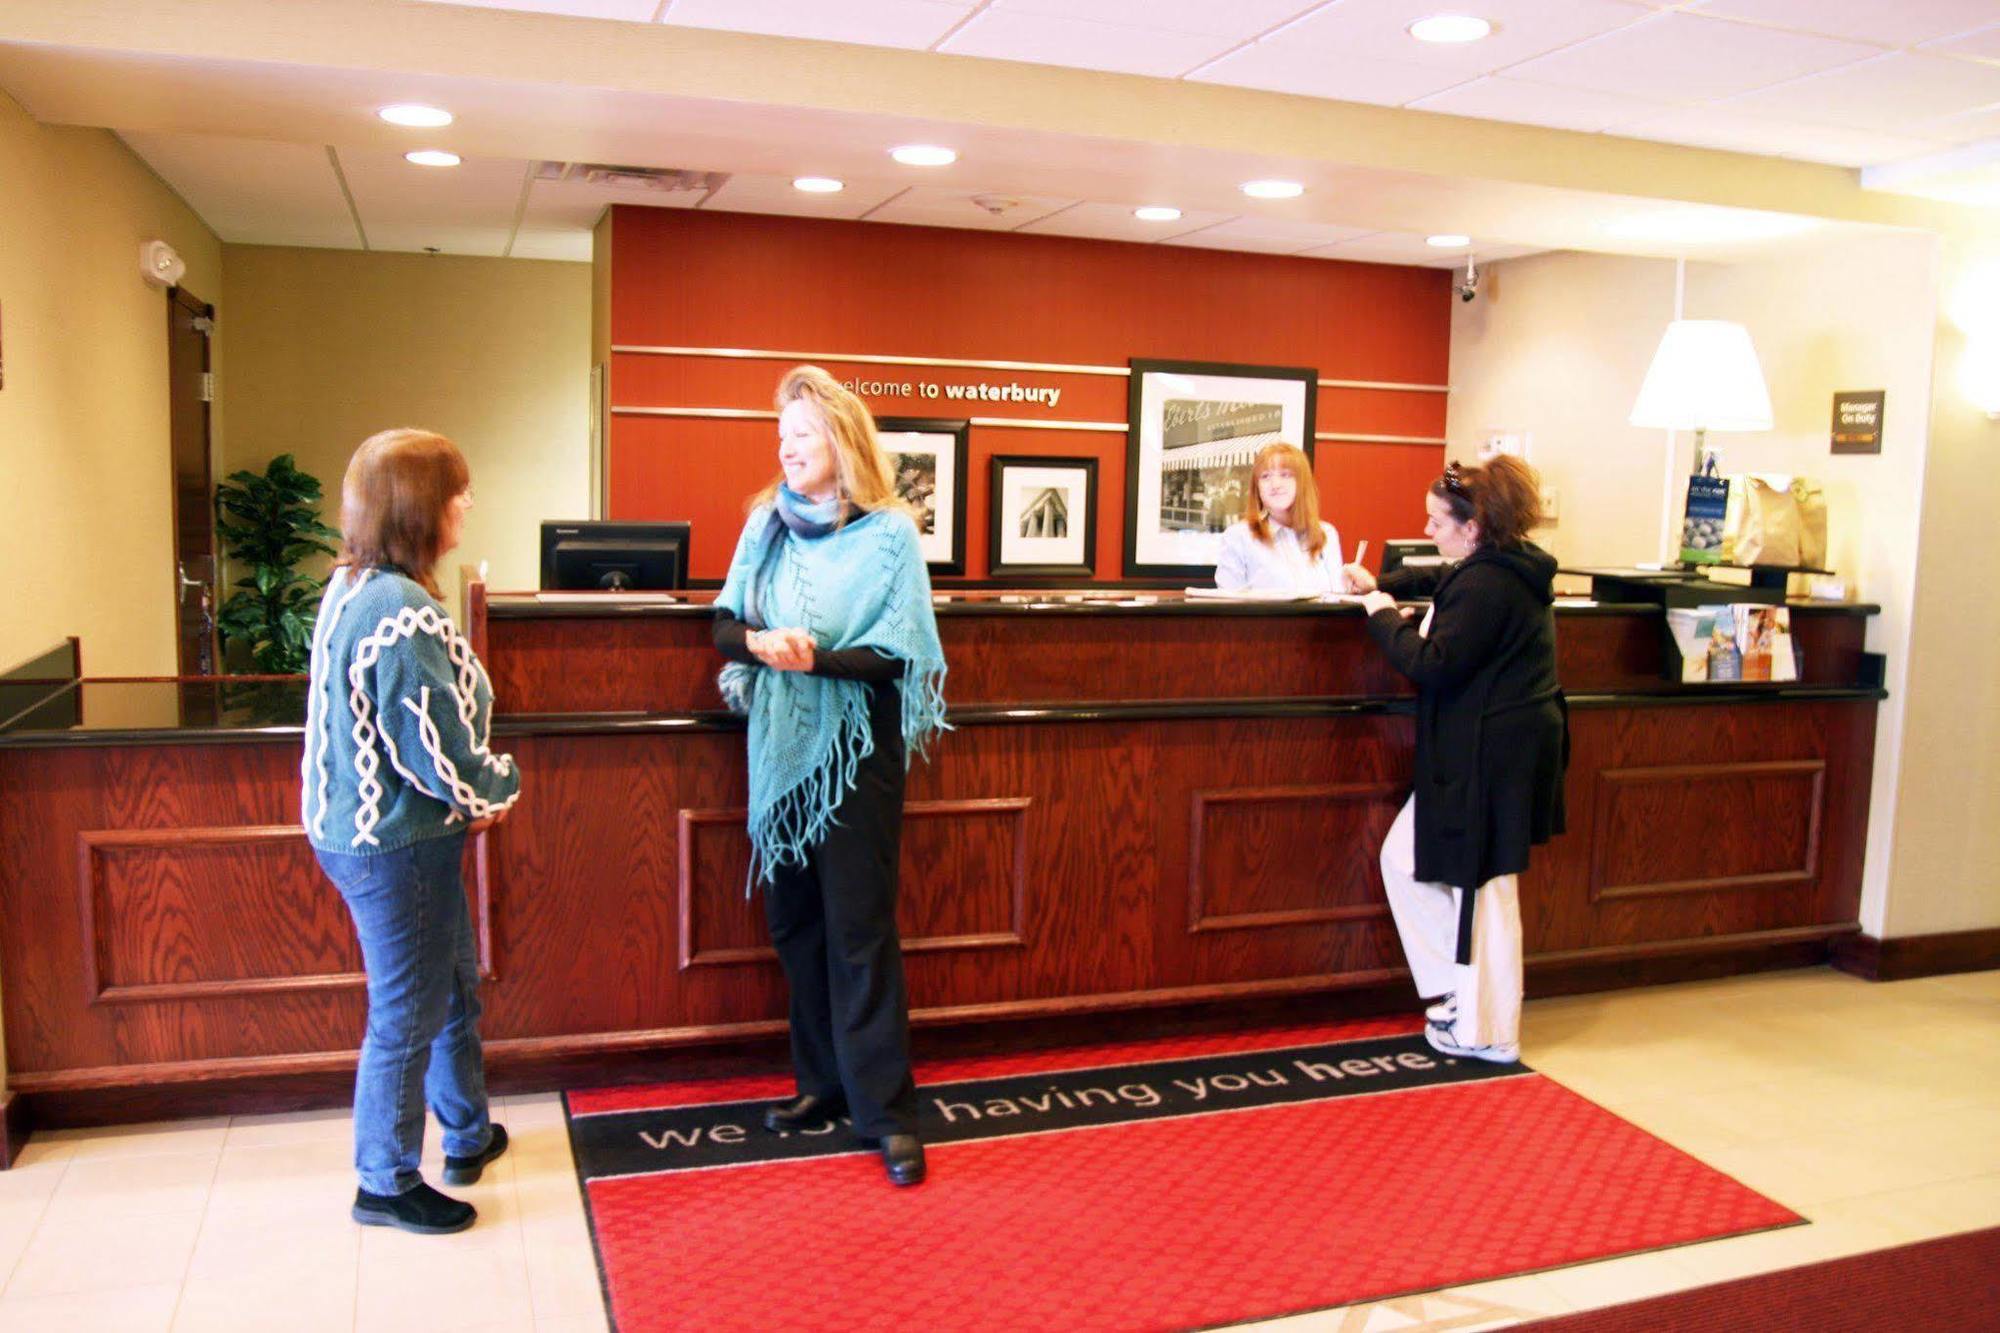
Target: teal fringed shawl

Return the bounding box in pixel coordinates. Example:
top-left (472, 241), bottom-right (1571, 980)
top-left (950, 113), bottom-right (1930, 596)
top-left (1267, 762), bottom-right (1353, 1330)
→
top-left (715, 500), bottom-right (949, 881)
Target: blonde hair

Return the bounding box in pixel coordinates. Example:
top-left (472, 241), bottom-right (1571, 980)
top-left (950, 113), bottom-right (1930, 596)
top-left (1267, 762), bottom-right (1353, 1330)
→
top-left (334, 428), bottom-right (470, 597)
top-left (752, 365), bottom-right (910, 521)
top-left (1244, 441), bottom-right (1327, 557)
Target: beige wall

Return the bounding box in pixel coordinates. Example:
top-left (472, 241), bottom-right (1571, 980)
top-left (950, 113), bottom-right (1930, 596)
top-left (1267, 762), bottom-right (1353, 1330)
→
top-left (0, 88), bottom-right (221, 678)
top-left (219, 246), bottom-right (591, 618)
top-left (1885, 235), bottom-right (2000, 937)
top-left (0, 88), bottom-right (221, 1094)
top-left (1448, 232), bottom-right (1991, 941)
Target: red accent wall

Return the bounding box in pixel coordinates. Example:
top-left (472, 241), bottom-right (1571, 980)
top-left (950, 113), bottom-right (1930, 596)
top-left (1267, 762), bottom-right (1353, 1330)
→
top-left (607, 206), bottom-right (1450, 582)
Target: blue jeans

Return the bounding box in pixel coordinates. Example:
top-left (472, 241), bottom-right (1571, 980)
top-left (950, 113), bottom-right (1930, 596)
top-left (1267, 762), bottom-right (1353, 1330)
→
top-left (317, 832), bottom-right (491, 1196)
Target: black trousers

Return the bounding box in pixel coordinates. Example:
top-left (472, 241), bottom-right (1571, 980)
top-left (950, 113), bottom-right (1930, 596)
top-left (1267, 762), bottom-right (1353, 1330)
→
top-left (763, 683), bottom-right (917, 1139)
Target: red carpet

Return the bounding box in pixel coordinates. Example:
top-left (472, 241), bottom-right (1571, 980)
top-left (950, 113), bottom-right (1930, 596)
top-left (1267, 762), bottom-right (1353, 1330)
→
top-left (564, 1019), bottom-right (1798, 1332)
top-left (1520, 1225), bottom-right (2000, 1332)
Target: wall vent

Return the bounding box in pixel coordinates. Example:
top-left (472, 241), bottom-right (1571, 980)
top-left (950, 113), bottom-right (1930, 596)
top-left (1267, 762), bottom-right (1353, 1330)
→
top-left (534, 162), bottom-right (730, 195)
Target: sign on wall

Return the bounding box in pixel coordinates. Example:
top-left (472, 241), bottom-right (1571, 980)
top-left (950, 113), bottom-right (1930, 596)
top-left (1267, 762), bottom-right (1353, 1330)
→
top-left (1830, 390), bottom-right (1884, 455)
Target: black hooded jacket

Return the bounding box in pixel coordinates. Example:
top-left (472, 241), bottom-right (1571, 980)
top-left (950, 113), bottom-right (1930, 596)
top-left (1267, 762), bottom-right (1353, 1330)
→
top-left (1368, 542), bottom-right (1568, 901)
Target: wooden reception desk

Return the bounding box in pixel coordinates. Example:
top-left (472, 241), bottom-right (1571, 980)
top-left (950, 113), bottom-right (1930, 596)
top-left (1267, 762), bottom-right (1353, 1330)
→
top-left (0, 589), bottom-right (1883, 1128)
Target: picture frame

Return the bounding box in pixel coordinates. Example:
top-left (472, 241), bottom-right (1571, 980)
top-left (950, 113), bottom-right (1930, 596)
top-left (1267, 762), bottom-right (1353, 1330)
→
top-left (989, 455), bottom-right (1098, 580)
top-left (1122, 358), bottom-right (1317, 579)
top-left (878, 417), bottom-right (970, 575)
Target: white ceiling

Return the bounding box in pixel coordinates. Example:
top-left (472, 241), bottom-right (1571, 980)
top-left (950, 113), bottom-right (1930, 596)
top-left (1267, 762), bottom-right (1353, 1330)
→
top-left (2, 0), bottom-right (1993, 262)
top-left (422, 0), bottom-right (2000, 162)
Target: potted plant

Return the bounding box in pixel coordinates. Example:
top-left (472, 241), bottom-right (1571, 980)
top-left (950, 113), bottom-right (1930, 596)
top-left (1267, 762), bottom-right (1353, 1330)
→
top-left (214, 454), bottom-right (340, 674)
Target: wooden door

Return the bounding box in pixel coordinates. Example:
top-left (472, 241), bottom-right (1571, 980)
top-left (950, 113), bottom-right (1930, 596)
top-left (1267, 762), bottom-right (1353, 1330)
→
top-left (167, 287), bottom-right (217, 675)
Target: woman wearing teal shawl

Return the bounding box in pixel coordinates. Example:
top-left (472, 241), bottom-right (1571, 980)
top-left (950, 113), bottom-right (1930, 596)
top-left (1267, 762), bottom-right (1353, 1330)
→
top-left (713, 366), bottom-right (949, 1188)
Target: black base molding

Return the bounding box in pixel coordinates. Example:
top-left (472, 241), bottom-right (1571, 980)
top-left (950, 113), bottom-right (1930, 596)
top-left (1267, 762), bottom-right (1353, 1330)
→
top-left (0, 1091), bottom-right (30, 1169)
top-left (1832, 928), bottom-right (2000, 982)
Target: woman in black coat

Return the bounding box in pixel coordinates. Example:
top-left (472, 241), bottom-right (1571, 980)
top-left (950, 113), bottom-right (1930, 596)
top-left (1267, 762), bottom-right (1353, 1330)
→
top-left (1346, 455), bottom-right (1566, 1063)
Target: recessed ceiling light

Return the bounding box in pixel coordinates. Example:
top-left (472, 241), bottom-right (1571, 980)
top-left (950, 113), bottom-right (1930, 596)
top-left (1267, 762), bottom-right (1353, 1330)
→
top-left (1134, 206), bottom-right (1183, 222)
top-left (1408, 14), bottom-right (1492, 43)
top-left (405, 150), bottom-right (461, 168)
top-left (793, 177), bottom-right (845, 194)
top-left (378, 103), bottom-right (453, 128)
top-left (1241, 179), bottom-right (1305, 200)
top-left (890, 144), bottom-right (957, 168)
top-left (1427, 234), bottom-right (1471, 248)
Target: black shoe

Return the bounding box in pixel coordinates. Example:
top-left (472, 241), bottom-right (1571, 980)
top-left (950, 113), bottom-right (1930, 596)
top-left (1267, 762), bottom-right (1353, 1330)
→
top-left (881, 1133), bottom-right (926, 1187)
top-left (764, 1094), bottom-right (846, 1133)
top-left (352, 1182), bottom-right (475, 1235)
top-left (442, 1123), bottom-right (509, 1186)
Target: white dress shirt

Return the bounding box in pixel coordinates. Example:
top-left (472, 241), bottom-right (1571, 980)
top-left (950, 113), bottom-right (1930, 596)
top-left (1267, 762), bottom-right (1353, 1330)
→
top-left (1213, 520), bottom-right (1347, 595)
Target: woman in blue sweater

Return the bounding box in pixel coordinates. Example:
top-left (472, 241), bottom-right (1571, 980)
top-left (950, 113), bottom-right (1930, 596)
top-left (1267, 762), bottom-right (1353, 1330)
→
top-left (305, 428), bottom-right (522, 1235)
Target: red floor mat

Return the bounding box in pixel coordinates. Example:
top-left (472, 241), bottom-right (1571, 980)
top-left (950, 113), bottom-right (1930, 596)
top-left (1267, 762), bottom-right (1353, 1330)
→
top-left (567, 1022), bottom-right (1798, 1332)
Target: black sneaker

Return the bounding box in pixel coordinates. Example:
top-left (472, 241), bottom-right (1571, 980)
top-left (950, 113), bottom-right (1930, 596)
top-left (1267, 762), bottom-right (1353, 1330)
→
top-left (442, 1124), bottom-right (510, 1186)
top-left (352, 1182), bottom-right (475, 1235)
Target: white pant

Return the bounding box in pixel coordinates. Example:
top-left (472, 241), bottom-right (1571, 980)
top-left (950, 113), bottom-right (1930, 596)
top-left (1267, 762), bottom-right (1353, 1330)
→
top-left (1380, 794), bottom-right (1523, 1049)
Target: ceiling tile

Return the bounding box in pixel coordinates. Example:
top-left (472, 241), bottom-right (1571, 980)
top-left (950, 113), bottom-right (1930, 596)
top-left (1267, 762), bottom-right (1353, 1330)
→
top-left (1013, 200), bottom-right (1238, 242)
top-left (1188, 42), bottom-right (1470, 105)
top-left (1616, 106), bottom-right (1951, 165)
top-left (1927, 102), bottom-right (2000, 144)
top-left (1298, 232), bottom-right (1541, 266)
top-left (701, 174), bottom-right (905, 218)
top-left (1164, 216), bottom-right (1378, 254)
top-left (1728, 51), bottom-right (2000, 132)
top-left (506, 227), bottom-right (597, 261)
top-left (865, 186), bottom-right (1078, 230)
top-left (116, 132), bottom-right (361, 249)
top-left (1921, 21), bottom-right (2000, 61)
top-left (1688, 0), bottom-right (2000, 49)
top-left (1409, 76), bottom-right (1673, 133)
top-left (1231, 0), bottom-right (1654, 77)
top-left (938, 11), bottom-right (1240, 77)
top-left (661, 0), bottom-right (973, 49)
top-left (410, 0), bottom-right (663, 19)
top-left (339, 151), bottom-right (532, 256)
top-left (987, 0), bottom-right (1316, 40)
top-left (1504, 12), bottom-right (1879, 102)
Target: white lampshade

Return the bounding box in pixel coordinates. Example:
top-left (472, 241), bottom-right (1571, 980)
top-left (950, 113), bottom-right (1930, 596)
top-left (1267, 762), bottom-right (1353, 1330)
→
top-left (1629, 320), bottom-right (1774, 433)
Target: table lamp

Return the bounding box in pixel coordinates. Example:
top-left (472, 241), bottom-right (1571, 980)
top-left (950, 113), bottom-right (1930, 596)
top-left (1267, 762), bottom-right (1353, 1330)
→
top-left (1629, 319), bottom-right (1774, 453)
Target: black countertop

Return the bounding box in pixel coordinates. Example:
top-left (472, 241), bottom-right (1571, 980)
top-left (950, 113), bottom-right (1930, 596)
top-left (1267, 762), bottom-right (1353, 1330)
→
top-left (0, 676), bottom-right (1889, 749)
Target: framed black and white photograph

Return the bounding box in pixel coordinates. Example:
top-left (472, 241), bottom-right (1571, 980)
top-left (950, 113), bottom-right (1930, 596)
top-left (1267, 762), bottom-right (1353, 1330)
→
top-left (878, 417), bottom-right (969, 575)
top-left (989, 455), bottom-right (1097, 580)
top-left (1123, 358), bottom-right (1316, 578)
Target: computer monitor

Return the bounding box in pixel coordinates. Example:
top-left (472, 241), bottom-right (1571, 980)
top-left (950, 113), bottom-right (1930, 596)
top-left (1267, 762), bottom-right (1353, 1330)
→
top-left (539, 521), bottom-right (690, 592)
top-left (1380, 540), bottom-right (1446, 578)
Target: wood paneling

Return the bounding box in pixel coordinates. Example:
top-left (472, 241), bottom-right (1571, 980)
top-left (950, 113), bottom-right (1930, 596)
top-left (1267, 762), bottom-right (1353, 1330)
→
top-left (482, 600), bottom-right (1868, 714)
top-left (676, 798), bottom-right (1030, 968)
top-left (1188, 783), bottom-right (1403, 933)
top-left (0, 603), bottom-right (1882, 1125)
top-left (1588, 761), bottom-right (1824, 901)
top-left (74, 824), bottom-right (495, 1004)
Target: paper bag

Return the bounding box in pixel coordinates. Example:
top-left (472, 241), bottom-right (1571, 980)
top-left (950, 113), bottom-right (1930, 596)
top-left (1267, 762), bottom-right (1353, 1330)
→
top-left (1790, 478), bottom-right (1828, 570)
top-left (1728, 475), bottom-right (1801, 567)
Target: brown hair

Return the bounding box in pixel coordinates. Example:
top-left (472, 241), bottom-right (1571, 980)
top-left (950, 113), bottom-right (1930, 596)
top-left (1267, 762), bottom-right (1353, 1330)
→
top-left (1244, 441), bottom-right (1326, 557)
top-left (751, 366), bottom-right (910, 521)
top-left (1431, 453), bottom-right (1543, 549)
top-left (334, 428), bottom-right (470, 596)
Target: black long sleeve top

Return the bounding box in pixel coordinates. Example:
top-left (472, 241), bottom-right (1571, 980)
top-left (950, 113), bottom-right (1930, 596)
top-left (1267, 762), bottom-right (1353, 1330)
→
top-left (713, 608), bottom-right (906, 683)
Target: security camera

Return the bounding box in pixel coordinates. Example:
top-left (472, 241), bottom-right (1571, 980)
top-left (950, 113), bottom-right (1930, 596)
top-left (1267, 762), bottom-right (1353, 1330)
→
top-left (1454, 254), bottom-right (1480, 304)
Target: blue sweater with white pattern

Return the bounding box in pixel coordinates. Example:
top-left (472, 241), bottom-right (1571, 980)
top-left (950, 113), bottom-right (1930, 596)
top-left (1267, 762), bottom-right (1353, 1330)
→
top-left (302, 566), bottom-right (521, 855)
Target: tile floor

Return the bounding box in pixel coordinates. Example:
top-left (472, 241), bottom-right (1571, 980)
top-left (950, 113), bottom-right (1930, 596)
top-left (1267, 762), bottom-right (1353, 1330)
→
top-left (1, 966), bottom-right (1995, 1332)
